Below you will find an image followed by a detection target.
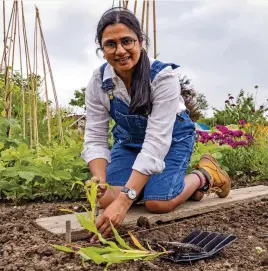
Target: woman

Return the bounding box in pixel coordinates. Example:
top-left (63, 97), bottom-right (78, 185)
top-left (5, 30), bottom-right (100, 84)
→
top-left (81, 7), bottom-right (231, 242)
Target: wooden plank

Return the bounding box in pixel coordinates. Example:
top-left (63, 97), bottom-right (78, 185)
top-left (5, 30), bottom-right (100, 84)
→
top-left (35, 185), bottom-right (268, 238)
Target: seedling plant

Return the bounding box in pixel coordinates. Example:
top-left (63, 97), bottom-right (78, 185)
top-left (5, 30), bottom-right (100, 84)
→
top-left (53, 178), bottom-right (169, 270)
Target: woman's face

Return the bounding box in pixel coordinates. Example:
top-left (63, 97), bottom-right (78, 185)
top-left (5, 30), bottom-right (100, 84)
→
top-left (101, 23), bottom-right (142, 74)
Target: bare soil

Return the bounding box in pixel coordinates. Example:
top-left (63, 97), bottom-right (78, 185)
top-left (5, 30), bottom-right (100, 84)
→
top-left (1, 180), bottom-right (268, 271)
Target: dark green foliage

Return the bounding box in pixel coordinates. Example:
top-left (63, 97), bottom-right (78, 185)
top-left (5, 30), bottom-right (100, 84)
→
top-left (69, 87), bottom-right (86, 110)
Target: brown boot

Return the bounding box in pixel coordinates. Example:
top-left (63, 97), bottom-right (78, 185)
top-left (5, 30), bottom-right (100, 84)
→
top-left (197, 154), bottom-right (231, 198)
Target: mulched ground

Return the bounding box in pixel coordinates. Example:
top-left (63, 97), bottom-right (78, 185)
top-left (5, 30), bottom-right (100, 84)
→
top-left (1, 179), bottom-right (268, 271)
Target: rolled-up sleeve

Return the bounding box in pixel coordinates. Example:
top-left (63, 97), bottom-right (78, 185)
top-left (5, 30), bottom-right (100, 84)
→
top-left (132, 72), bottom-right (181, 175)
top-left (81, 74), bottom-right (111, 164)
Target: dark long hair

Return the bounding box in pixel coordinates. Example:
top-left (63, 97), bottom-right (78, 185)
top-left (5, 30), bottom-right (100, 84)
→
top-left (95, 7), bottom-right (152, 115)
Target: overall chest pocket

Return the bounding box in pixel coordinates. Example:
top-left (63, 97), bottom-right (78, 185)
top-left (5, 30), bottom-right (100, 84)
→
top-left (114, 110), bottom-right (148, 133)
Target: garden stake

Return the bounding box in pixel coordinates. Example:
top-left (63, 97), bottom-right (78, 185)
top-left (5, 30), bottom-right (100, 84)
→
top-left (66, 220), bottom-right (72, 243)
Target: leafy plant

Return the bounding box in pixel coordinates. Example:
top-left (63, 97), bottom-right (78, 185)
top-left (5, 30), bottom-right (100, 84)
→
top-left (188, 141), bottom-right (230, 173)
top-left (0, 119), bottom-right (89, 203)
top-left (53, 178), bottom-right (168, 270)
top-left (220, 122), bottom-right (268, 179)
top-left (213, 88), bottom-right (268, 125)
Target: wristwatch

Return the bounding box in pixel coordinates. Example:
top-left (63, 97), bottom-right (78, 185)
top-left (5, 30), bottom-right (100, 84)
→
top-left (121, 187), bottom-right (137, 200)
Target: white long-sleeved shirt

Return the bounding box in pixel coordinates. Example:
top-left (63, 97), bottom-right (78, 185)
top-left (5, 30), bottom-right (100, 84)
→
top-left (81, 59), bottom-right (186, 175)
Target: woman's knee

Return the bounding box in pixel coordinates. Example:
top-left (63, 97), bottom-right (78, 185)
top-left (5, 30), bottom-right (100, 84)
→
top-left (190, 191), bottom-right (204, 201)
top-left (145, 199), bottom-right (177, 213)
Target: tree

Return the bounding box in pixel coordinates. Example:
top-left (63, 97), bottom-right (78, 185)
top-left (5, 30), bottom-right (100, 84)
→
top-left (69, 87), bottom-right (86, 110)
top-left (179, 75), bottom-right (209, 122)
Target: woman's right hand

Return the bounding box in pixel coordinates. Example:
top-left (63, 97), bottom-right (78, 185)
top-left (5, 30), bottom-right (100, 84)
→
top-left (87, 176), bottom-right (107, 200)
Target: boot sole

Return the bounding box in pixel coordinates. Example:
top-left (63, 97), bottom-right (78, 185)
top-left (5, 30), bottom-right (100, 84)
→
top-left (201, 154), bottom-right (231, 198)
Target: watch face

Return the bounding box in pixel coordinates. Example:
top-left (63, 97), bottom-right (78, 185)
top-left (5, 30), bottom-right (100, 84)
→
top-left (127, 189), bottom-right (137, 200)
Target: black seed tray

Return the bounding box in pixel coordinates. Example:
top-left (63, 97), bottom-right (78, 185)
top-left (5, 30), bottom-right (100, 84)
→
top-left (162, 229), bottom-right (237, 263)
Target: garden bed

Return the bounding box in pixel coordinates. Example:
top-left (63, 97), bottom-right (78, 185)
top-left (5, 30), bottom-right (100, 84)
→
top-left (1, 181), bottom-right (268, 271)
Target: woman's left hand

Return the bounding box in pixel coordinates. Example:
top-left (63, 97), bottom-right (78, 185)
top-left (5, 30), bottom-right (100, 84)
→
top-left (90, 196), bottom-right (131, 243)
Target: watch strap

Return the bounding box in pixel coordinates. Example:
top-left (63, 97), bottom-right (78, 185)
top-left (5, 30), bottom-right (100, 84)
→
top-left (121, 187), bottom-right (130, 194)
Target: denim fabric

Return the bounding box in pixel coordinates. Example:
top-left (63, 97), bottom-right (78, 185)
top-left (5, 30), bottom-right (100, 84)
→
top-left (101, 61), bottom-right (195, 201)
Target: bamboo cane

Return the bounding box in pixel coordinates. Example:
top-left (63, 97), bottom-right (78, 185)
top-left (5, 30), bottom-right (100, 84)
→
top-left (145, 0), bottom-right (149, 53)
top-left (33, 13), bottom-right (39, 146)
top-left (36, 6), bottom-right (64, 143)
top-left (17, 1), bottom-right (26, 139)
top-left (6, 2), bottom-right (15, 77)
top-left (141, 0), bottom-right (145, 31)
top-left (1, 0), bottom-right (7, 72)
top-left (0, 1), bottom-right (15, 71)
top-left (133, 0), bottom-right (137, 16)
top-left (153, 0), bottom-right (157, 59)
top-left (21, 0), bottom-right (33, 147)
top-left (4, 1), bottom-right (16, 122)
top-left (8, 0), bottom-right (18, 119)
top-left (41, 38), bottom-right (51, 142)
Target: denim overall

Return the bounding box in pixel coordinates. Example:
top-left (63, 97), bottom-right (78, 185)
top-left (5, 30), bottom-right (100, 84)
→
top-left (100, 60), bottom-right (195, 201)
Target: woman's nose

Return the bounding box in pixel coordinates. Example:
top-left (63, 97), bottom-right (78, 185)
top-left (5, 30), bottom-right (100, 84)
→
top-left (115, 43), bottom-right (127, 54)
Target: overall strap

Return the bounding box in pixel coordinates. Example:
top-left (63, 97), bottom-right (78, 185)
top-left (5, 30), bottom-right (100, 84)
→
top-left (100, 62), bottom-right (115, 93)
top-left (100, 60), bottom-right (180, 91)
top-left (150, 60), bottom-right (180, 82)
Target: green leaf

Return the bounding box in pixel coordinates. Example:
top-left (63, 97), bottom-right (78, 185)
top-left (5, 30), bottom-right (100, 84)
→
top-left (96, 232), bottom-right (120, 249)
top-left (77, 250), bottom-right (91, 262)
top-left (59, 208), bottom-right (74, 213)
top-left (146, 241), bottom-right (155, 252)
top-left (71, 180), bottom-right (85, 190)
top-left (143, 253), bottom-right (162, 261)
top-left (17, 143), bottom-right (29, 156)
top-left (76, 203), bottom-right (90, 213)
top-left (110, 222), bottom-right (133, 250)
top-left (78, 247), bottom-right (106, 265)
top-left (0, 142), bottom-right (4, 150)
top-left (75, 213), bottom-right (98, 234)
top-left (101, 251), bottom-right (125, 264)
top-left (52, 245), bottom-right (74, 253)
top-left (222, 166), bottom-right (230, 172)
top-left (51, 170), bottom-right (71, 180)
top-left (87, 246), bottom-right (117, 254)
top-left (3, 167), bottom-right (19, 177)
top-left (19, 171), bottom-right (35, 182)
top-left (212, 152), bottom-right (223, 160)
top-left (102, 251), bottom-right (151, 263)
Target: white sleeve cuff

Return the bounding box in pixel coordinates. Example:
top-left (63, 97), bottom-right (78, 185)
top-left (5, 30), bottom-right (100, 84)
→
top-left (132, 152), bottom-right (165, 175)
top-left (81, 146), bottom-right (111, 164)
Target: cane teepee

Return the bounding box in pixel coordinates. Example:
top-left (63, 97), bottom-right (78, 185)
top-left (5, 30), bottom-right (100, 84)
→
top-left (0, 0), bottom-right (63, 148)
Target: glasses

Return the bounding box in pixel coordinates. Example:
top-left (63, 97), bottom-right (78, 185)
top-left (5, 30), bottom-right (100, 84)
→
top-left (102, 38), bottom-right (137, 54)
